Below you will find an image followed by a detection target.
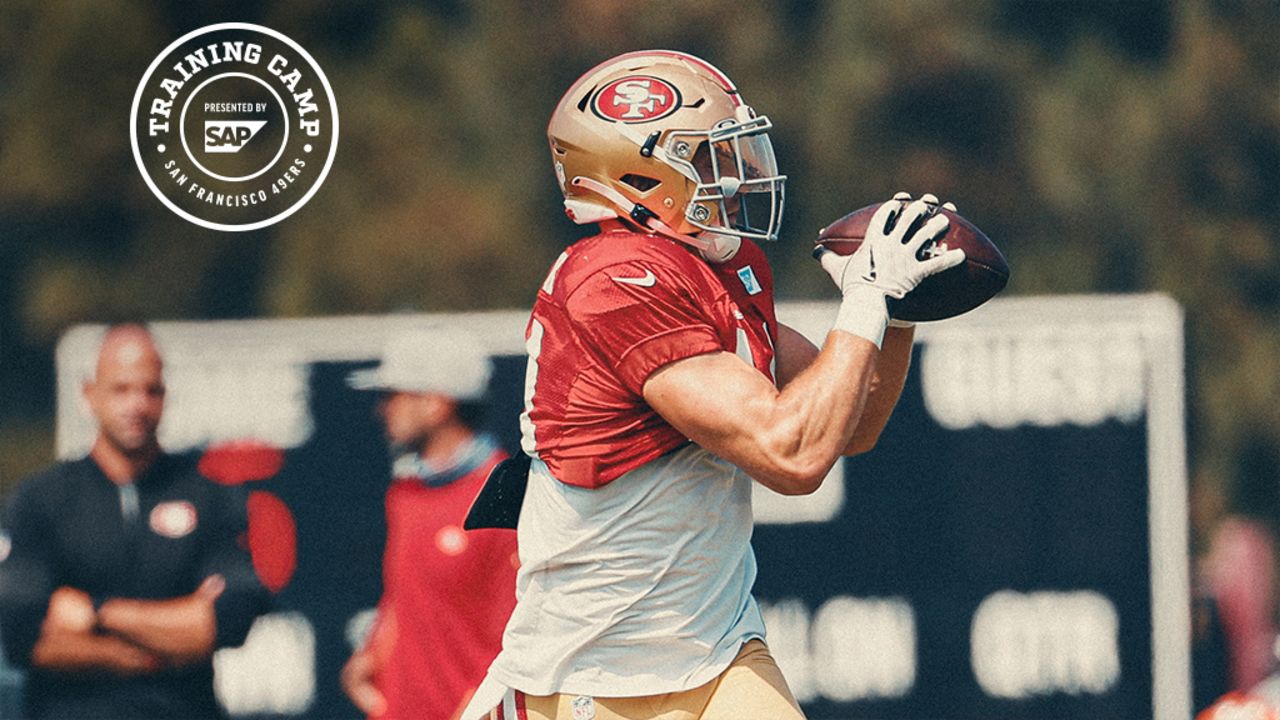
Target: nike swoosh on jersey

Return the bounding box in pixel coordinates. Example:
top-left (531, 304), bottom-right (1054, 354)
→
top-left (611, 269), bottom-right (657, 287)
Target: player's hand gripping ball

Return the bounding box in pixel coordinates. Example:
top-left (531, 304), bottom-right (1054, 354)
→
top-left (816, 194), bottom-right (1010, 321)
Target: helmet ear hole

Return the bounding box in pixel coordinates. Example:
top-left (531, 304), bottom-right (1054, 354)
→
top-left (619, 174), bottom-right (661, 192)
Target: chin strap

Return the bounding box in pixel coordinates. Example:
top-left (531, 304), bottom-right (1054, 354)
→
top-left (567, 177), bottom-right (740, 263)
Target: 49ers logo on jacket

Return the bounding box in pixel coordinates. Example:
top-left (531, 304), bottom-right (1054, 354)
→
top-left (150, 501), bottom-right (198, 539)
top-left (592, 76), bottom-right (681, 123)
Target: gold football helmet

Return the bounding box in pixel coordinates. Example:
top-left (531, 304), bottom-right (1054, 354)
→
top-left (547, 50), bottom-right (786, 261)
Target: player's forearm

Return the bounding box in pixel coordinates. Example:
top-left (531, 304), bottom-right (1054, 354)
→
top-left (646, 334), bottom-right (880, 495)
top-left (679, 332), bottom-right (879, 494)
top-left (845, 324), bottom-right (913, 455)
top-left (755, 330), bottom-right (879, 491)
top-left (97, 595), bottom-right (217, 665)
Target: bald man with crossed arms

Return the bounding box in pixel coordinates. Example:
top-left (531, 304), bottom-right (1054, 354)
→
top-left (0, 324), bottom-right (270, 720)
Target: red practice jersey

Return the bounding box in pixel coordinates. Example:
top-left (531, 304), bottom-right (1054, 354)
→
top-left (371, 444), bottom-right (517, 720)
top-left (519, 228), bottom-right (778, 488)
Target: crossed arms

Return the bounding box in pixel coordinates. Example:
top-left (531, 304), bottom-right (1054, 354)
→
top-left (30, 576), bottom-right (225, 675)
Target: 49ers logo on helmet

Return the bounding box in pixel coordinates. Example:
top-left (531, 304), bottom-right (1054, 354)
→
top-left (592, 76), bottom-right (682, 123)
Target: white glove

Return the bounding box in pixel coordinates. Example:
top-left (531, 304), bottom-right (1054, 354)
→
top-left (890, 195), bottom-right (959, 330)
top-left (817, 193), bottom-right (966, 346)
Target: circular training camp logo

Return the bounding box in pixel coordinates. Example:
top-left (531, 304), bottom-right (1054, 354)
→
top-left (592, 76), bottom-right (682, 123)
top-left (130, 23), bottom-right (338, 231)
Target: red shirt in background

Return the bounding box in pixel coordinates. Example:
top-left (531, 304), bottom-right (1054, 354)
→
top-left (1203, 516), bottom-right (1279, 692)
top-left (367, 440), bottom-right (517, 720)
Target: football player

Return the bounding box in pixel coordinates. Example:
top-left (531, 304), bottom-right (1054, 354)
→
top-left (462, 50), bottom-right (963, 720)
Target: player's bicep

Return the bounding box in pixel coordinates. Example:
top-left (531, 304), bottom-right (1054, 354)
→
top-left (774, 322), bottom-right (819, 389)
top-left (643, 351), bottom-right (789, 481)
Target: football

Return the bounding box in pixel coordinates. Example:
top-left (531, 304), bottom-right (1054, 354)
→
top-left (816, 203), bottom-right (1010, 322)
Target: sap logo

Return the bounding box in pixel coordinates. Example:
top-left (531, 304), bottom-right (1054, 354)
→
top-left (204, 121), bottom-right (268, 153)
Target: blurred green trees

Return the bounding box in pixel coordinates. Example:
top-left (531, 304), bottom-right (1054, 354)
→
top-left (1, 0), bottom-right (1276, 528)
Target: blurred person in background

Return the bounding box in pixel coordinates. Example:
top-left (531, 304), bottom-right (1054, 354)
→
top-left (341, 329), bottom-right (517, 720)
top-left (461, 50), bottom-right (963, 719)
top-left (1198, 438), bottom-right (1280, 715)
top-left (0, 324), bottom-right (270, 719)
